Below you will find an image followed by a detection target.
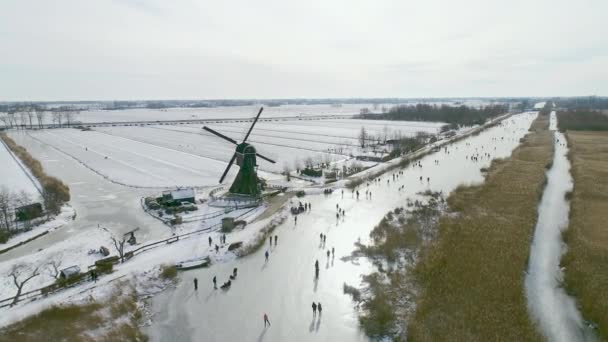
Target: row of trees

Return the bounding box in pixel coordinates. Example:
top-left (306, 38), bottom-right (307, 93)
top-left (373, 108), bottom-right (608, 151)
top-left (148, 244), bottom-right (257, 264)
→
top-left (0, 106), bottom-right (80, 129)
top-left (556, 110), bottom-right (608, 132)
top-left (0, 187), bottom-right (36, 241)
top-left (360, 104), bottom-right (508, 128)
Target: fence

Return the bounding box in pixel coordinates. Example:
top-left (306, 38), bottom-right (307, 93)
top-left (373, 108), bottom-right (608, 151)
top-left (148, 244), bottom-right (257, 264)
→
top-left (0, 205), bottom-right (259, 309)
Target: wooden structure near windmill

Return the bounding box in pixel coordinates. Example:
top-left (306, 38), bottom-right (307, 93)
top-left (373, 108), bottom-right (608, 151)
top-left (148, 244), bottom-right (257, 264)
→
top-left (203, 107), bottom-right (276, 197)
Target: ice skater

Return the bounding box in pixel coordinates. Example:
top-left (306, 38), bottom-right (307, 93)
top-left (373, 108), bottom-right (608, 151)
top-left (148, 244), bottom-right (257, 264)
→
top-left (265, 250), bottom-right (269, 262)
top-left (208, 236), bottom-right (212, 246)
top-left (274, 235), bottom-right (278, 246)
top-left (193, 277), bottom-right (198, 290)
top-left (312, 302), bottom-right (317, 316)
top-left (264, 313), bottom-right (271, 327)
top-left (318, 302), bottom-right (322, 315)
top-left (213, 276), bottom-right (217, 289)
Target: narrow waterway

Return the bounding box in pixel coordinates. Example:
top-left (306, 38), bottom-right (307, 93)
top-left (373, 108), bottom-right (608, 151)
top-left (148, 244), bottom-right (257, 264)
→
top-left (145, 112), bottom-right (538, 341)
top-left (525, 111), bottom-right (594, 341)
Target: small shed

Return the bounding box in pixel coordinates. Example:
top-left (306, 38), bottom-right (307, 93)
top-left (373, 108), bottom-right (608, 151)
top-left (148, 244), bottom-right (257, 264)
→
top-left (60, 265), bottom-right (81, 280)
top-left (171, 189), bottom-right (195, 203)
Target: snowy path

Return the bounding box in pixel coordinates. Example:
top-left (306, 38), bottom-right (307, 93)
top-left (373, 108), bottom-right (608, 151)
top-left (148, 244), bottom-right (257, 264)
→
top-left (145, 112), bottom-right (537, 342)
top-left (525, 112), bottom-right (595, 341)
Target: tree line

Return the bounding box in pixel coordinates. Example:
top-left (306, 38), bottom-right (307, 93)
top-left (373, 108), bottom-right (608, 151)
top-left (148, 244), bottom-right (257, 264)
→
top-left (0, 105), bottom-right (80, 129)
top-left (556, 109), bottom-right (608, 131)
top-left (0, 133), bottom-right (70, 242)
top-left (360, 104), bottom-right (508, 128)
top-left (0, 187), bottom-right (37, 243)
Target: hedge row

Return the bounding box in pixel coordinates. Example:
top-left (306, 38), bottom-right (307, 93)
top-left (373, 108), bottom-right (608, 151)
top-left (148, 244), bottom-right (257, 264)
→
top-left (0, 133), bottom-right (70, 214)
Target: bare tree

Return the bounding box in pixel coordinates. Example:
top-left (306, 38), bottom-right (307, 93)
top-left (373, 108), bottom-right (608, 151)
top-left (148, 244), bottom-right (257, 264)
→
top-left (9, 264), bottom-right (40, 306)
top-left (19, 110), bottom-right (28, 129)
top-left (0, 114), bottom-right (10, 129)
top-left (282, 162), bottom-right (291, 181)
top-left (304, 156), bottom-right (314, 169)
top-left (46, 257), bottom-right (63, 279)
top-left (26, 107), bottom-right (34, 129)
top-left (35, 107), bottom-right (46, 129)
top-left (0, 187), bottom-right (15, 232)
top-left (382, 125), bottom-right (390, 144)
top-left (7, 112), bottom-right (16, 128)
top-left (111, 235), bottom-right (128, 263)
top-left (52, 110), bottom-right (63, 128)
top-left (64, 107), bottom-right (79, 127)
top-left (358, 127), bottom-right (368, 148)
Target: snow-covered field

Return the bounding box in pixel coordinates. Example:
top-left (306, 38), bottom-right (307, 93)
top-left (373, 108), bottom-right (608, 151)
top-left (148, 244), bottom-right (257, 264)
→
top-left (0, 139), bottom-right (41, 199)
top-left (12, 119), bottom-right (443, 188)
top-left (29, 101), bottom-right (502, 125)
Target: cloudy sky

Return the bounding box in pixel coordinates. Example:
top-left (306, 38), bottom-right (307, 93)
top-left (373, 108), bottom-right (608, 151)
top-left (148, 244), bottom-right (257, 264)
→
top-left (1, 0), bottom-right (607, 101)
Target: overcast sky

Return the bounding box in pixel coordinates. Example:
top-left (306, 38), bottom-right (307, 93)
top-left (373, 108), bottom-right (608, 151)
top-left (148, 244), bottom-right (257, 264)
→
top-left (1, 0), bottom-right (607, 101)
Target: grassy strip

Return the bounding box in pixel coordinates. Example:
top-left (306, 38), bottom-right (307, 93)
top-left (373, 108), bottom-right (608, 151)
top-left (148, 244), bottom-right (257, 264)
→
top-left (561, 131), bottom-right (608, 338)
top-left (0, 282), bottom-right (147, 341)
top-left (407, 114), bottom-right (553, 340)
top-left (236, 212), bottom-right (287, 257)
top-left (345, 193), bottom-right (444, 339)
top-left (0, 133), bottom-right (70, 214)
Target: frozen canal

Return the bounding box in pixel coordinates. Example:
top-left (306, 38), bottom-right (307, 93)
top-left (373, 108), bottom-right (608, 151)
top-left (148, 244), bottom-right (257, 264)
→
top-left (525, 112), bottom-right (595, 341)
top-left (0, 131), bottom-right (169, 262)
top-left (145, 112), bottom-right (538, 341)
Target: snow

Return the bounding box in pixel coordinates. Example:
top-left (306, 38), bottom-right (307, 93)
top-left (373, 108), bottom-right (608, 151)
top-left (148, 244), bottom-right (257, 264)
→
top-left (524, 112), bottom-right (593, 341)
top-left (0, 139), bottom-right (41, 199)
top-left (143, 112), bottom-right (538, 341)
top-left (0, 205), bottom-right (75, 250)
top-left (0, 110), bottom-right (534, 338)
top-left (11, 118), bottom-right (444, 188)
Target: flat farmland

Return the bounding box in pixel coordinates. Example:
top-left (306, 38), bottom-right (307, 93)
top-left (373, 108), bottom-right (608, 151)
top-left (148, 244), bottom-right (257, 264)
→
top-left (16, 118), bottom-right (443, 188)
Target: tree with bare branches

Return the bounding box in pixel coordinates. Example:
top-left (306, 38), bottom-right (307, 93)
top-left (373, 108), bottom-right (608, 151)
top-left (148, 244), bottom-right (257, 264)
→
top-left (64, 107), bottom-right (80, 127)
top-left (111, 235), bottom-right (128, 263)
top-left (35, 107), bottom-right (46, 129)
top-left (26, 107), bottom-right (34, 129)
top-left (9, 264), bottom-right (40, 306)
top-left (46, 257), bottom-right (63, 279)
top-left (52, 110), bottom-right (63, 128)
top-left (282, 162), bottom-right (291, 181)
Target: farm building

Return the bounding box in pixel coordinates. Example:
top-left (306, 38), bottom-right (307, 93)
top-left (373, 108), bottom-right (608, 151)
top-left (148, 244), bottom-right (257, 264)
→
top-left (161, 188), bottom-right (195, 205)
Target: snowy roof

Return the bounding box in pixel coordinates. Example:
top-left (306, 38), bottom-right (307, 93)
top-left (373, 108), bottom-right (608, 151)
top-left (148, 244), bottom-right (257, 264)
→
top-left (171, 188), bottom-right (195, 200)
top-left (60, 265), bottom-right (81, 278)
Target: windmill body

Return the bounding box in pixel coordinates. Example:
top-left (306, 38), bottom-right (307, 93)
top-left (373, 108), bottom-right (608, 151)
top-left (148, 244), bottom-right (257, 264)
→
top-left (203, 107), bottom-right (275, 197)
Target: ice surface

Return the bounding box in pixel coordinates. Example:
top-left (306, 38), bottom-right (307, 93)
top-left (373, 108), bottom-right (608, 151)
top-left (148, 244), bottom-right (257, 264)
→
top-left (144, 112), bottom-right (538, 342)
top-left (524, 112), bottom-right (594, 341)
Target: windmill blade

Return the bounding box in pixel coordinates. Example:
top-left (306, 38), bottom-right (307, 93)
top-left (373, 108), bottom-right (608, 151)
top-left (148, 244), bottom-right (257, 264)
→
top-left (256, 152), bottom-right (276, 164)
top-left (219, 153), bottom-right (237, 183)
top-left (242, 107), bottom-right (264, 143)
top-left (203, 126), bottom-right (238, 145)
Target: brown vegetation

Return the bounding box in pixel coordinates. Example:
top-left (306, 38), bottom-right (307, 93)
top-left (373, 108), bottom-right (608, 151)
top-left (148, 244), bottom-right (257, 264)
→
top-left (0, 282), bottom-right (147, 341)
top-left (561, 131), bottom-right (608, 338)
top-left (407, 114), bottom-right (552, 340)
top-left (0, 133), bottom-right (70, 215)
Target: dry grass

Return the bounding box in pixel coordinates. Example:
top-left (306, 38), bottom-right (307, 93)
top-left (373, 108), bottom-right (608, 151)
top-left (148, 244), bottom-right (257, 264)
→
top-left (0, 283), bottom-right (147, 341)
top-left (407, 114), bottom-right (553, 341)
top-left (561, 131), bottom-right (608, 339)
top-left (159, 264), bottom-right (177, 280)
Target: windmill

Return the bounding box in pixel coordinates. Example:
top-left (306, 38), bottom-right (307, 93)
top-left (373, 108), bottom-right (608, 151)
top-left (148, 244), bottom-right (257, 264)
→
top-left (203, 107), bottom-right (276, 196)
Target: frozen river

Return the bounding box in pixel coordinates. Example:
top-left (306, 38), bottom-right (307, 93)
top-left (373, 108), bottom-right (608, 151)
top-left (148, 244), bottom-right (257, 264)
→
top-left (145, 112), bottom-right (538, 341)
top-left (525, 112), bottom-right (595, 341)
